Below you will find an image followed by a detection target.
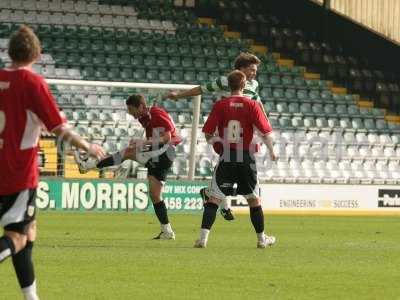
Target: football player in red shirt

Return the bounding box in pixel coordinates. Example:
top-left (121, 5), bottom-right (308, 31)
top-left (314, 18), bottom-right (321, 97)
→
top-left (75, 94), bottom-right (181, 240)
top-left (0, 26), bottom-right (105, 300)
top-left (194, 70), bottom-right (278, 249)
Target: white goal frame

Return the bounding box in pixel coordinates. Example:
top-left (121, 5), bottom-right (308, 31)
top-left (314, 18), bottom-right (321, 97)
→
top-left (46, 79), bottom-right (202, 180)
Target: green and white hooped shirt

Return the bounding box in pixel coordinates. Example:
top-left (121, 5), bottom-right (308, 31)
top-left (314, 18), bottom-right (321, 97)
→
top-left (200, 76), bottom-right (261, 102)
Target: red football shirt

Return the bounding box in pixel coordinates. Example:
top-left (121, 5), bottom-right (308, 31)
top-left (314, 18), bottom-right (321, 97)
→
top-left (202, 95), bottom-right (272, 154)
top-left (0, 68), bottom-right (65, 195)
top-left (138, 106), bottom-right (181, 146)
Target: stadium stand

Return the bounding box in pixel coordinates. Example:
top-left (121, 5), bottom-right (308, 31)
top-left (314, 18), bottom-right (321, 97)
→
top-left (1, 0), bottom-right (400, 184)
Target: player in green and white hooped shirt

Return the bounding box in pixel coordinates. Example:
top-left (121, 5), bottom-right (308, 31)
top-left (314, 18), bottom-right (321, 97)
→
top-left (165, 53), bottom-right (266, 221)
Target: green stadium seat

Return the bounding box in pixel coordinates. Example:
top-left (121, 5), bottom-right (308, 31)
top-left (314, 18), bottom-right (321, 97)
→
top-left (77, 39), bottom-right (91, 52)
top-left (336, 104), bottom-right (347, 115)
top-left (269, 75), bottom-right (281, 86)
top-left (297, 90), bottom-right (308, 102)
top-left (309, 90), bottom-right (320, 102)
top-left (339, 118), bottom-right (351, 129)
top-left (191, 45), bottom-right (204, 57)
top-left (120, 68), bottom-right (133, 81)
top-left (146, 70), bottom-right (159, 82)
top-left (260, 88), bottom-right (272, 100)
top-left (167, 56), bottom-right (181, 70)
top-left (376, 120), bottom-right (388, 132)
top-left (193, 57), bottom-right (206, 71)
top-left (93, 54), bottom-right (106, 66)
top-left (312, 104), bottom-right (324, 116)
top-left (156, 56), bottom-right (169, 70)
top-left (305, 79), bottom-right (319, 90)
top-left (265, 64), bottom-right (278, 74)
top-left (348, 105), bottom-right (360, 116)
top-left (132, 55), bottom-right (144, 67)
top-left (288, 103), bottom-right (300, 114)
top-left (166, 43), bottom-right (179, 56)
top-left (352, 118), bottom-right (365, 131)
top-left (179, 44), bottom-right (191, 56)
top-left (171, 70), bottom-right (184, 83)
top-left (116, 42), bottom-right (129, 53)
top-left (258, 75), bottom-right (269, 86)
top-left (115, 29), bottom-right (128, 40)
top-left (104, 43), bottom-right (117, 53)
top-left (196, 71), bottom-right (208, 83)
top-left (324, 104), bottom-right (335, 116)
top-left (82, 66), bottom-right (95, 79)
top-left (292, 117), bottom-right (304, 128)
top-left (119, 54), bottom-right (131, 66)
top-left (106, 67), bottom-right (119, 81)
top-left (91, 40), bottom-right (104, 53)
top-left (182, 57), bottom-right (194, 70)
top-left (89, 28), bottom-right (102, 40)
top-left (103, 28), bottom-right (115, 41)
top-left (184, 70), bottom-right (196, 83)
top-left (215, 46), bottom-right (227, 57)
top-left (94, 67), bottom-right (108, 80)
top-left (300, 103), bottom-right (312, 115)
top-left (281, 76), bottom-right (293, 87)
top-left (276, 102), bottom-right (288, 114)
top-left (294, 77), bottom-right (306, 87)
top-left (272, 88), bottom-right (285, 100)
top-left (217, 59), bottom-right (230, 72)
top-left (106, 54), bottom-right (119, 66)
top-left (285, 89), bottom-right (297, 101)
top-left (227, 47), bottom-right (240, 59)
top-left (321, 90), bottom-right (332, 102)
top-left (143, 56), bottom-right (157, 69)
top-left (133, 68), bottom-right (146, 82)
top-left (129, 42), bottom-right (142, 54)
top-left (278, 116), bottom-right (291, 128)
top-left (332, 94), bottom-right (346, 104)
top-left (316, 117), bottom-right (328, 129)
top-left (141, 42), bottom-right (154, 54)
top-left (154, 43), bottom-right (167, 55)
top-left (328, 118), bottom-right (339, 129)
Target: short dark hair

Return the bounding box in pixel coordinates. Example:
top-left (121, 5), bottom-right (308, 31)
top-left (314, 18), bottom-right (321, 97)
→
top-left (233, 52), bottom-right (261, 70)
top-left (227, 70), bottom-right (246, 91)
top-left (126, 94), bottom-right (146, 107)
top-left (8, 25), bottom-right (41, 64)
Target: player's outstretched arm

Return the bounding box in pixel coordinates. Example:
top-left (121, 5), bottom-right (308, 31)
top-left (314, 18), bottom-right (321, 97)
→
top-left (53, 125), bottom-right (106, 160)
top-left (164, 86), bottom-right (202, 100)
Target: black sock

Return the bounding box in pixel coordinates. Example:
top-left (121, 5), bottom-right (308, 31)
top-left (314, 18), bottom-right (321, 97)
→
top-left (153, 201), bottom-right (169, 225)
top-left (201, 202), bottom-right (219, 230)
top-left (0, 236), bottom-right (15, 263)
top-left (250, 206), bottom-right (264, 233)
top-left (12, 241), bottom-right (35, 289)
top-left (97, 151), bottom-right (123, 168)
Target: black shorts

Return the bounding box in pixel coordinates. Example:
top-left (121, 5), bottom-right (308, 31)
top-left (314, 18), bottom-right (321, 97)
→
top-left (145, 145), bottom-right (176, 183)
top-left (209, 150), bottom-right (260, 199)
top-left (0, 189), bottom-right (37, 234)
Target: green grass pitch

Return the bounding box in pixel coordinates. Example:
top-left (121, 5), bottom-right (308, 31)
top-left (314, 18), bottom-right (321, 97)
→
top-left (1, 212), bottom-right (399, 299)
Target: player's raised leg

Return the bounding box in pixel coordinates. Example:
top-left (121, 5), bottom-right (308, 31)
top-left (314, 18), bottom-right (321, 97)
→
top-left (74, 144), bottom-right (136, 174)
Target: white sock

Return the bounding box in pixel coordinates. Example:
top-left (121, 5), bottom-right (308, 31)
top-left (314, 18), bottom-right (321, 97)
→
top-left (257, 232), bottom-right (265, 242)
top-left (161, 223), bottom-right (172, 233)
top-left (199, 228), bottom-right (210, 243)
top-left (219, 198), bottom-right (230, 210)
top-left (22, 281), bottom-right (39, 300)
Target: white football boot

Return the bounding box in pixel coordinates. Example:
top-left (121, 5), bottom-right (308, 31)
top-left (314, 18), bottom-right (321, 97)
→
top-left (257, 234), bottom-right (276, 248)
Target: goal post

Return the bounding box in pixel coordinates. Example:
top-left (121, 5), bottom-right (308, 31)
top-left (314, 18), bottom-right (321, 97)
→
top-left (46, 79), bottom-right (202, 180)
